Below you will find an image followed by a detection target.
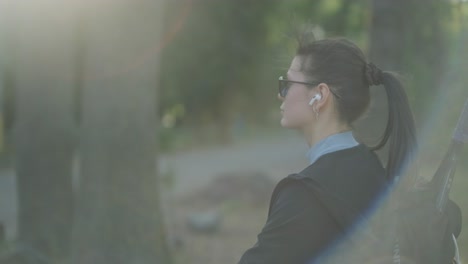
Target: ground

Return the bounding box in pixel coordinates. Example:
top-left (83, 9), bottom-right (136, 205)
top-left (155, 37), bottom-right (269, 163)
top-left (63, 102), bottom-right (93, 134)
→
top-left (1, 130), bottom-right (467, 263)
top-left (170, 190), bottom-right (269, 264)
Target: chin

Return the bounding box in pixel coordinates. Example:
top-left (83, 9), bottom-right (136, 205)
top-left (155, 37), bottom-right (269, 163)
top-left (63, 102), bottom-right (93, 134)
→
top-left (280, 118), bottom-right (299, 129)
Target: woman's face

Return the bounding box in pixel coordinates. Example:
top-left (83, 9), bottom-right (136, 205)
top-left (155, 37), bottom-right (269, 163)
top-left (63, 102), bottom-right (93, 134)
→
top-left (279, 56), bottom-right (316, 130)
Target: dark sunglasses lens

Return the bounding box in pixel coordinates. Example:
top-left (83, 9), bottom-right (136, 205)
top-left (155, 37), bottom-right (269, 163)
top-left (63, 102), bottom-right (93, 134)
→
top-left (279, 80), bottom-right (289, 97)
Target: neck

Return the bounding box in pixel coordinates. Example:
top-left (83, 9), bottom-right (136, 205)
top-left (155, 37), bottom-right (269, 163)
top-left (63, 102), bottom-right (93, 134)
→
top-left (302, 119), bottom-right (351, 148)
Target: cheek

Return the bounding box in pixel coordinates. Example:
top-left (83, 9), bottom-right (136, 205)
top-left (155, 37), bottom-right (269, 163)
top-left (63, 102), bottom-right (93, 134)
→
top-left (281, 100), bottom-right (313, 128)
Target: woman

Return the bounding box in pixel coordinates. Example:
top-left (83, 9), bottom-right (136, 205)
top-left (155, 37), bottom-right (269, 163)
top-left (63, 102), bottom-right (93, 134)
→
top-left (239, 35), bottom-right (417, 263)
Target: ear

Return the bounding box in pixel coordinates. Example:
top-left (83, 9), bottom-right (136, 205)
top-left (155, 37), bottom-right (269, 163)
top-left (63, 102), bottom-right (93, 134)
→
top-left (308, 83), bottom-right (331, 111)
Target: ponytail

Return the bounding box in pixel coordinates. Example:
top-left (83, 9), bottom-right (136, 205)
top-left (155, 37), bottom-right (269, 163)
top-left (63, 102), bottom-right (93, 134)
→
top-left (366, 64), bottom-right (418, 182)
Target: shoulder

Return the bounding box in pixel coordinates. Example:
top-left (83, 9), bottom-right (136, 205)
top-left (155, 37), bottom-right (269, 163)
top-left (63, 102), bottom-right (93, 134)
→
top-left (240, 176), bottom-right (341, 264)
top-left (266, 176), bottom-right (336, 231)
top-left (293, 145), bottom-right (388, 222)
top-left (268, 176), bottom-right (330, 218)
top-left (269, 176), bottom-right (318, 213)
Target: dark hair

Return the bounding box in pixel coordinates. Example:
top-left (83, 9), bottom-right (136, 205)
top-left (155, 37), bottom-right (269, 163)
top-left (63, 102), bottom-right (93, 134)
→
top-left (296, 36), bottom-right (417, 182)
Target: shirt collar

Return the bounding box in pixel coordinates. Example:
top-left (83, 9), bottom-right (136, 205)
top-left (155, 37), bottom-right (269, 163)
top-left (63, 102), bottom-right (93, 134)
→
top-left (306, 131), bottom-right (359, 165)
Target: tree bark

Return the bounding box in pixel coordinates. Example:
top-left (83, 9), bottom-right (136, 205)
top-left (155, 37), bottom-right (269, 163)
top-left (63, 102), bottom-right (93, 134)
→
top-left (8, 0), bottom-right (79, 260)
top-left (71, 1), bottom-right (171, 263)
top-left (357, 0), bottom-right (449, 154)
top-left (354, 0), bottom-right (400, 151)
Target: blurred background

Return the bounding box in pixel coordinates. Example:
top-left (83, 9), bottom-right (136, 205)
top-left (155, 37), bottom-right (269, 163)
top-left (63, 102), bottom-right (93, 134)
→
top-left (0, 0), bottom-right (467, 263)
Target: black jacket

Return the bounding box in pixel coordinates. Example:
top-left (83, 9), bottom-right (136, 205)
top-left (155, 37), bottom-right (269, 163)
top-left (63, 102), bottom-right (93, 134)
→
top-left (239, 144), bottom-right (388, 264)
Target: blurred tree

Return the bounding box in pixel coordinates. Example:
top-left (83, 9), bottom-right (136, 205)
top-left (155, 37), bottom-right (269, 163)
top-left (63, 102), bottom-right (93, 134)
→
top-left (353, 0), bottom-right (452, 164)
top-left (6, 0), bottom-right (78, 261)
top-left (160, 0), bottom-right (453, 145)
top-left (70, 0), bottom-right (172, 263)
top-left (367, 0), bottom-right (452, 125)
top-left (293, 0), bottom-right (368, 37)
top-left (161, 0), bottom-right (278, 143)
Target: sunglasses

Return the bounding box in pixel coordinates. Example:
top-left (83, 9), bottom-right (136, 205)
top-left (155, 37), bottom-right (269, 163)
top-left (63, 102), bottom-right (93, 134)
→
top-left (278, 76), bottom-right (341, 99)
top-left (278, 76), bottom-right (320, 98)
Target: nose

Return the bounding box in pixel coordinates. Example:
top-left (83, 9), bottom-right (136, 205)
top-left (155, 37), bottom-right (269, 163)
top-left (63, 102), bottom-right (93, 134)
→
top-left (278, 93), bottom-right (284, 101)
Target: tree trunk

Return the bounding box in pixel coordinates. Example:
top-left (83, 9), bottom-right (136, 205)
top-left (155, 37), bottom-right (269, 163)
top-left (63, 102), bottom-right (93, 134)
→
top-left (371, 0), bottom-right (448, 120)
top-left (71, 1), bottom-right (171, 263)
top-left (357, 0), bottom-right (449, 157)
top-left (354, 0), bottom-right (401, 153)
top-left (8, 0), bottom-right (78, 260)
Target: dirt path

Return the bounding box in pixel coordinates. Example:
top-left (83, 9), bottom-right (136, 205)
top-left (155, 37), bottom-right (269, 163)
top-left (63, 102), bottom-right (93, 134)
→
top-left (161, 131), bottom-right (309, 196)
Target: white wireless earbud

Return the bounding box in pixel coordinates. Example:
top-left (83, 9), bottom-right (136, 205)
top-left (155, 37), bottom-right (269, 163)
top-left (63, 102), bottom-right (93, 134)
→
top-left (308, 94), bottom-right (322, 106)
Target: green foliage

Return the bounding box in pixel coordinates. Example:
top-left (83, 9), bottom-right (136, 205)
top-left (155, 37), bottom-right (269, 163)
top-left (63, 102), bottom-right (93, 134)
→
top-left (159, 0), bottom-right (467, 141)
top-left (160, 0), bottom-right (278, 125)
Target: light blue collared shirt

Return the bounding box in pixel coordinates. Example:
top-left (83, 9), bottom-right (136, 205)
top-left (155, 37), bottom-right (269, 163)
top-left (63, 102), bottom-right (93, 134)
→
top-left (306, 131), bottom-right (359, 165)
